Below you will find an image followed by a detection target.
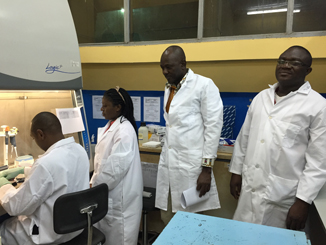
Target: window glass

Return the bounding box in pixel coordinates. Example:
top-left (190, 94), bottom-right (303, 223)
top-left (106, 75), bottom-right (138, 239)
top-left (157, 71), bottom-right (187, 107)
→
top-left (68, 0), bottom-right (124, 44)
top-left (203, 0), bottom-right (288, 37)
top-left (293, 0), bottom-right (326, 32)
top-left (131, 0), bottom-right (199, 42)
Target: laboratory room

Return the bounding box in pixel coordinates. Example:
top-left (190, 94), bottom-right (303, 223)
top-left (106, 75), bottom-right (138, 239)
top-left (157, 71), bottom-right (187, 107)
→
top-left (0, 0), bottom-right (326, 245)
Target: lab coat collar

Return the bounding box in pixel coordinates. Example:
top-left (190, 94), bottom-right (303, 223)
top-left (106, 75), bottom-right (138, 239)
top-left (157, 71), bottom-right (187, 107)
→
top-left (97, 116), bottom-right (123, 144)
top-left (164, 68), bottom-right (194, 93)
top-left (268, 81), bottom-right (311, 103)
top-left (184, 68), bottom-right (194, 86)
top-left (39, 137), bottom-right (75, 158)
top-left (268, 81), bottom-right (311, 95)
top-left (107, 116), bottom-right (122, 132)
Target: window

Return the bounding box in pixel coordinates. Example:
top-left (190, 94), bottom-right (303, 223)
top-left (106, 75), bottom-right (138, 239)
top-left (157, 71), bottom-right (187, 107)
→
top-left (293, 0), bottom-right (326, 32)
top-left (68, 0), bottom-right (326, 44)
top-left (131, 0), bottom-right (199, 42)
top-left (204, 0), bottom-right (288, 37)
top-left (68, 0), bottom-right (124, 44)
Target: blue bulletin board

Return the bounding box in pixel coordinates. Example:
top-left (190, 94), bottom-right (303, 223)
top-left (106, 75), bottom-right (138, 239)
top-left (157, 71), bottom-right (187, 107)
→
top-left (82, 89), bottom-right (260, 143)
top-left (82, 90), bottom-right (165, 144)
top-left (83, 90), bottom-right (326, 144)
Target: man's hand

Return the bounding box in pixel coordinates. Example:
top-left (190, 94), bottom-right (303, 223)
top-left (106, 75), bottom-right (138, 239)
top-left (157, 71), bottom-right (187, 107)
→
top-left (230, 173), bottom-right (242, 199)
top-left (286, 198), bottom-right (310, 230)
top-left (196, 167), bottom-right (211, 197)
top-left (0, 177), bottom-right (11, 188)
top-left (0, 167), bottom-right (24, 180)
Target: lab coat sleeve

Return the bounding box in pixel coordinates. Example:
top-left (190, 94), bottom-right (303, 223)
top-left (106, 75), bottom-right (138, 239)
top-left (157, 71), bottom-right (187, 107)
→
top-left (296, 107), bottom-right (326, 204)
top-left (91, 128), bottom-right (136, 191)
top-left (229, 102), bottom-right (253, 175)
top-left (0, 163), bottom-right (54, 216)
top-left (201, 80), bottom-right (223, 159)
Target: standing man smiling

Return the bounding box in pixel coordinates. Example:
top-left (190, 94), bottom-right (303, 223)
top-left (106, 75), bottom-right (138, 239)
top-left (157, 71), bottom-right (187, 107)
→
top-left (155, 45), bottom-right (223, 225)
top-left (229, 46), bottom-right (326, 230)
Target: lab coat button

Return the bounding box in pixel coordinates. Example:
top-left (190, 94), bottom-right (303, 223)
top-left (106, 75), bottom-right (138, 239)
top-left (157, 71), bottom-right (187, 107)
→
top-left (255, 164), bottom-right (259, 168)
top-left (168, 146), bottom-right (171, 149)
top-left (261, 139), bottom-right (265, 143)
top-left (252, 189), bottom-right (255, 192)
top-left (269, 116), bottom-right (272, 119)
top-left (170, 125), bottom-right (172, 128)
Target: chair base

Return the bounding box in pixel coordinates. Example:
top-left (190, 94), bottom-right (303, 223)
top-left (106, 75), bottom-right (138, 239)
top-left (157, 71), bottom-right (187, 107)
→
top-left (60, 227), bottom-right (105, 245)
top-left (138, 230), bottom-right (159, 245)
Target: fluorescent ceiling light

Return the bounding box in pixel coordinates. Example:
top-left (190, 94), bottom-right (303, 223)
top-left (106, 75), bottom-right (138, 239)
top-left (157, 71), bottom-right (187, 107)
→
top-left (247, 8), bottom-right (300, 15)
top-left (120, 8), bottom-right (125, 13)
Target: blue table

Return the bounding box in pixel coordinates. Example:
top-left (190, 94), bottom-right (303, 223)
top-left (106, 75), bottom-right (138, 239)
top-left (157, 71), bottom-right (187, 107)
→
top-left (153, 211), bottom-right (310, 245)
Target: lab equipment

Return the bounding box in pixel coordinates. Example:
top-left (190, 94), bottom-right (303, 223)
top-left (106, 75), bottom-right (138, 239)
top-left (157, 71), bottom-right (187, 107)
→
top-left (9, 127), bottom-right (18, 158)
top-left (138, 122), bottom-right (149, 146)
top-left (4, 126), bottom-right (9, 165)
top-left (0, 0), bottom-right (93, 170)
top-left (15, 155), bottom-right (34, 168)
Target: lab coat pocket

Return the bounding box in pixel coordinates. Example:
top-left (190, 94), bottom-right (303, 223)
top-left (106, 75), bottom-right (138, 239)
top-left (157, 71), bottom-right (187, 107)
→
top-left (265, 174), bottom-right (298, 207)
top-left (176, 106), bottom-right (195, 127)
top-left (272, 120), bottom-right (301, 148)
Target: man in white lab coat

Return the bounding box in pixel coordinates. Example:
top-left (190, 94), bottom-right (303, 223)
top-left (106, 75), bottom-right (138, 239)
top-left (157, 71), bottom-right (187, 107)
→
top-left (229, 46), bottom-right (326, 230)
top-left (155, 45), bottom-right (223, 225)
top-left (0, 112), bottom-right (90, 244)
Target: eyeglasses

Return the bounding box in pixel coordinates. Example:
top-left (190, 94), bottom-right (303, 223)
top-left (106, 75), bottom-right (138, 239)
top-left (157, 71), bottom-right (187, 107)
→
top-left (277, 59), bottom-right (309, 67)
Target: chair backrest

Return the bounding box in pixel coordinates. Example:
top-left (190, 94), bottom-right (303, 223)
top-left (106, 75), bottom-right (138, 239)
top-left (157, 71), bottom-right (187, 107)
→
top-left (53, 183), bottom-right (108, 234)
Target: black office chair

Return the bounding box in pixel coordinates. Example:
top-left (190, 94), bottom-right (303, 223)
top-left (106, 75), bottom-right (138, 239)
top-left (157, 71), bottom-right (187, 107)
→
top-left (141, 187), bottom-right (159, 245)
top-left (53, 183), bottom-right (108, 245)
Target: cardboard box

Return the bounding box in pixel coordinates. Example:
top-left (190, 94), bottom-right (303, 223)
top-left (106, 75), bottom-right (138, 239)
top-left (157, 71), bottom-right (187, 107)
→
top-left (218, 138), bottom-right (235, 153)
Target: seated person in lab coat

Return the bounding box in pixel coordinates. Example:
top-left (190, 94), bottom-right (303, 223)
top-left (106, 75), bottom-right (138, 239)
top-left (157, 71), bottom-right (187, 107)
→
top-left (90, 87), bottom-right (142, 245)
top-left (0, 112), bottom-right (90, 244)
top-left (155, 45), bottom-right (223, 225)
top-left (229, 46), bottom-right (326, 230)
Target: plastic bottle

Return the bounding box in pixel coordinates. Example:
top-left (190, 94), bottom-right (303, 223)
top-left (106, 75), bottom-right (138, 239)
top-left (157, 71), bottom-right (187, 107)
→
top-left (138, 122), bottom-right (148, 146)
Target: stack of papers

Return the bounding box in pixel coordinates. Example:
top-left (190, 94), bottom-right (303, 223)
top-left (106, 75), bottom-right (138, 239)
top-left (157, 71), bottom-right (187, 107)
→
top-left (142, 141), bottom-right (161, 148)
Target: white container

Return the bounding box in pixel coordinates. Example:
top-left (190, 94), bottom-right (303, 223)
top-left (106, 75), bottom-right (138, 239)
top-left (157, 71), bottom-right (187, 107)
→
top-left (138, 122), bottom-right (148, 146)
top-left (15, 155), bottom-right (34, 167)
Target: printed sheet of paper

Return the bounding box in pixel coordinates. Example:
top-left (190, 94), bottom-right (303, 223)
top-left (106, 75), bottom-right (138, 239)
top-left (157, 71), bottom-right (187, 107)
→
top-left (144, 97), bottom-right (160, 122)
top-left (92, 95), bottom-right (104, 119)
top-left (131, 96), bottom-right (141, 121)
top-left (56, 108), bottom-right (85, 134)
top-left (181, 186), bottom-right (210, 209)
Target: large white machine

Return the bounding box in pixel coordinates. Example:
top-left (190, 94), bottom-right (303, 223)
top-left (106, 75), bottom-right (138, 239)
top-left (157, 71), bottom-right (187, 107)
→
top-left (0, 0), bottom-right (92, 169)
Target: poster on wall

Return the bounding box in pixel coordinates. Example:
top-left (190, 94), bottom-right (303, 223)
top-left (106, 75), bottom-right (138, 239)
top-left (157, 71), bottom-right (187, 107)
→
top-left (131, 96), bottom-right (141, 121)
top-left (92, 95), bottom-right (104, 119)
top-left (144, 97), bottom-right (160, 122)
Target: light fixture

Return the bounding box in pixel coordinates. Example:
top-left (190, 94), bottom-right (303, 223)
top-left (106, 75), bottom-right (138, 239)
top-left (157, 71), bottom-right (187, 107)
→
top-left (120, 8), bottom-right (125, 13)
top-left (247, 8), bottom-right (300, 15)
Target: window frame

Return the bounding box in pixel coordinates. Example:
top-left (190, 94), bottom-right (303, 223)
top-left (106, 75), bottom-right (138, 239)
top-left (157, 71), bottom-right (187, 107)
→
top-left (77, 0), bottom-right (326, 47)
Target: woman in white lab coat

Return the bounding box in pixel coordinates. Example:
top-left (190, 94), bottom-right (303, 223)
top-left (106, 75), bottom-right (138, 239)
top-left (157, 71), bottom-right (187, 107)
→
top-left (90, 87), bottom-right (143, 245)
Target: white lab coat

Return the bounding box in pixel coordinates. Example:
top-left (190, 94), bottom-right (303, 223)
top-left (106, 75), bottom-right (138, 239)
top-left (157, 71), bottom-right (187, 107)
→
top-left (229, 82), bottom-right (326, 228)
top-left (90, 117), bottom-right (142, 245)
top-left (155, 69), bottom-right (223, 213)
top-left (0, 137), bottom-right (90, 245)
